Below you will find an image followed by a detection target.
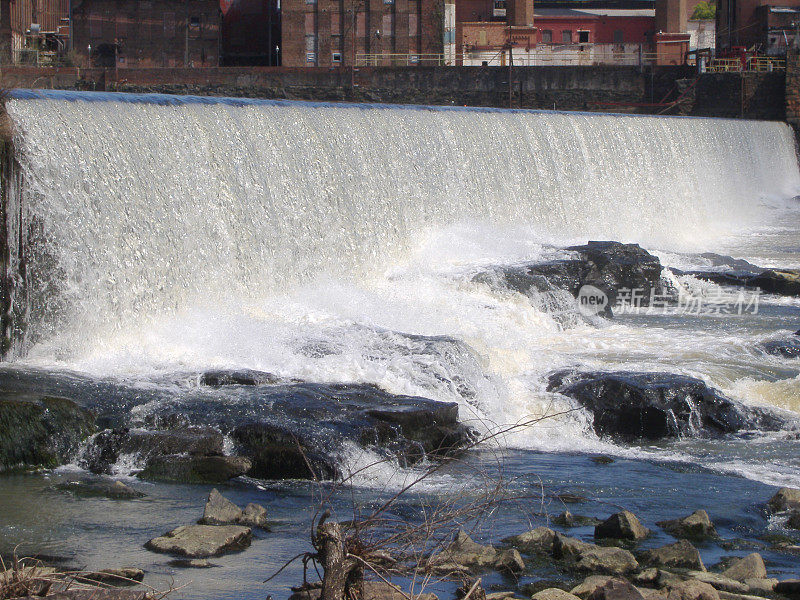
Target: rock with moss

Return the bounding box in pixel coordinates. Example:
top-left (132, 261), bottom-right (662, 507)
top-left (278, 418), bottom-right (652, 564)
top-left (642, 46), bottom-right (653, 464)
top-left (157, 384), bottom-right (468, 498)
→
top-left (0, 395), bottom-right (95, 471)
top-left (136, 455), bottom-right (251, 484)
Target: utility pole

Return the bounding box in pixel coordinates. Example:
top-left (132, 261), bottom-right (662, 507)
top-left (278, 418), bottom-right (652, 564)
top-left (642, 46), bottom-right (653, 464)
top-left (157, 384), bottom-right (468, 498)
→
top-left (507, 24), bottom-right (514, 108)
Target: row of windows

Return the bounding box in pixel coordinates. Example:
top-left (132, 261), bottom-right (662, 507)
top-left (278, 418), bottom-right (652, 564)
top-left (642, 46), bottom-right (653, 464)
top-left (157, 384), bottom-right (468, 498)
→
top-left (305, 11), bottom-right (418, 37)
top-left (539, 29), bottom-right (625, 43)
top-left (88, 12), bottom-right (213, 39)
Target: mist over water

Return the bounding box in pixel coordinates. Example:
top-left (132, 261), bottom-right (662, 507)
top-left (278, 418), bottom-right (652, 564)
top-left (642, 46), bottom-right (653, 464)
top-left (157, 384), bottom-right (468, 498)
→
top-left (4, 90), bottom-right (800, 486)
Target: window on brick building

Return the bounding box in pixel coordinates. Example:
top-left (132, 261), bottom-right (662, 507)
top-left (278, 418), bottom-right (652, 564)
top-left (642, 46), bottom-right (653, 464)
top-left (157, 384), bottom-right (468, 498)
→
top-left (331, 11), bottom-right (341, 35)
top-left (382, 13), bottom-right (394, 38)
top-left (408, 13), bottom-right (418, 37)
top-left (541, 29), bottom-right (552, 43)
top-left (332, 51), bottom-right (342, 62)
top-left (189, 15), bottom-right (201, 38)
top-left (578, 30), bottom-right (589, 43)
top-left (613, 29), bottom-right (624, 43)
top-left (562, 30), bottom-right (572, 43)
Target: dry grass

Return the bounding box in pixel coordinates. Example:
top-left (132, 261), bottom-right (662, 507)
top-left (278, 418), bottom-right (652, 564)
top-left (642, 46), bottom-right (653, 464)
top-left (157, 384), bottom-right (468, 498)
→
top-left (0, 549), bottom-right (184, 600)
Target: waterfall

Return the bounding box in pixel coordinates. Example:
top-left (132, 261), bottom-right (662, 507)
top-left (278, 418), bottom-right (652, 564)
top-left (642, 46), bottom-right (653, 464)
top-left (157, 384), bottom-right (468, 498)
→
top-left (1, 89), bottom-right (799, 360)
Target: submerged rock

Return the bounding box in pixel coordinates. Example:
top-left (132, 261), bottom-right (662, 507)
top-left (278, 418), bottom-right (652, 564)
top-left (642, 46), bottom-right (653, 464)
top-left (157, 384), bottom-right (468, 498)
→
top-left (55, 479), bottom-right (145, 500)
top-left (547, 370), bottom-right (785, 441)
top-left (0, 394), bottom-right (95, 471)
top-left (767, 488), bottom-right (800, 513)
top-left (639, 540), bottom-right (705, 571)
top-left (657, 510), bottom-right (717, 540)
top-left (137, 455), bottom-right (251, 484)
top-left (595, 511), bottom-right (650, 541)
top-left (145, 524), bottom-right (252, 557)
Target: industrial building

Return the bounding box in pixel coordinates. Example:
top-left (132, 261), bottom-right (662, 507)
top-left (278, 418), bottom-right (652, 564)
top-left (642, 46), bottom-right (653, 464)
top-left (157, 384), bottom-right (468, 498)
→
top-left (0, 0), bottom-right (70, 63)
top-left (716, 0), bottom-right (800, 55)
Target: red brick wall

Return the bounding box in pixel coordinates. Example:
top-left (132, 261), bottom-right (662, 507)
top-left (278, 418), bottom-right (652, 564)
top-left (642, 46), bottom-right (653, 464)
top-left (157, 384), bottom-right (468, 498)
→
top-left (281, 0), bottom-right (441, 67)
top-left (71, 0), bottom-right (221, 68)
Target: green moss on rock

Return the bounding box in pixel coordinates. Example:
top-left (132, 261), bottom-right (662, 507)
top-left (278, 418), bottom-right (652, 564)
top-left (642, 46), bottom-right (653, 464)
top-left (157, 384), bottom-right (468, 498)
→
top-left (0, 395), bottom-right (96, 472)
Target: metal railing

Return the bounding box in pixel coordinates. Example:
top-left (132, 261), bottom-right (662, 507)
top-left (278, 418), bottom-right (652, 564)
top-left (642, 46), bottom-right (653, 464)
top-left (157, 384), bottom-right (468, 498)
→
top-left (355, 53), bottom-right (455, 66)
top-left (704, 56), bottom-right (786, 72)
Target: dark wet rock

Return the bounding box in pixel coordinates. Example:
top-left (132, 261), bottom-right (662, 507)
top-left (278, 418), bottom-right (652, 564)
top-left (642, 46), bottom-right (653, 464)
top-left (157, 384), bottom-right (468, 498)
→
top-left (595, 511), bottom-right (650, 541)
top-left (55, 479), bottom-right (145, 500)
top-left (0, 394), bottom-right (95, 471)
top-left (78, 568), bottom-right (145, 586)
top-left (201, 488), bottom-right (243, 524)
top-left (555, 511), bottom-right (601, 528)
top-left (666, 581), bottom-right (720, 600)
top-left (82, 427), bottom-right (224, 475)
top-left (775, 580), bottom-right (800, 596)
top-left (534, 589), bottom-right (582, 600)
top-left (657, 510), bottom-right (717, 540)
top-left (572, 576), bottom-right (619, 599)
top-left (503, 526), bottom-right (556, 555)
top-left (474, 241), bottom-right (663, 316)
top-left (639, 540), bottom-right (705, 571)
top-left (697, 254), bottom-right (764, 273)
top-left (199, 369), bottom-right (282, 387)
top-left (592, 456), bottom-right (615, 465)
top-left (547, 370), bottom-right (785, 441)
top-left (145, 524), bottom-right (252, 557)
top-left (758, 339), bottom-right (800, 359)
top-left (587, 579), bottom-right (645, 600)
top-left (720, 554), bottom-right (767, 582)
top-left (748, 270), bottom-right (800, 297)
top-left (137, 455), bottom-right (251, 484)
top-left (231, 384), bottom-right (474, 480)
top-left (767, 488), bottom-right (800, 513)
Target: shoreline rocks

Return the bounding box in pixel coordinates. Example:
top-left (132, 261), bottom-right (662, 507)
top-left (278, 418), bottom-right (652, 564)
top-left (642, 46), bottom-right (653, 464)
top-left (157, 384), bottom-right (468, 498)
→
top-left (200, 488), bottom-right (269, 529)
top-left (657, 511), bottom-right (717, 540)
top-left (595, 511), bottom-right (650, 541)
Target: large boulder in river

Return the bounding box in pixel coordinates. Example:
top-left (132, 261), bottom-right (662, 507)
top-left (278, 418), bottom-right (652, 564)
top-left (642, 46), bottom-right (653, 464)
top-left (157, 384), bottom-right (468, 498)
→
top-left (0, 394), bottom-right (95, 471)
top-left (231, 383), bottom-right (475, 480)
top-left (748, 270), bottom-right (800, 297)
top-left (474, 241), bottom-right (663, 315)
top-left (503, 526), bottom-right (556, 554)
top-left (720, 553), bottom-right (767, 582)
top-left (758, 338), bottom-right (800, 359)
top-left (554, 534), bottom-right (638, 574)
top-left (145, 524), bottom-right (252, 557)
top-left (547, 370), bottom-right (785, 441)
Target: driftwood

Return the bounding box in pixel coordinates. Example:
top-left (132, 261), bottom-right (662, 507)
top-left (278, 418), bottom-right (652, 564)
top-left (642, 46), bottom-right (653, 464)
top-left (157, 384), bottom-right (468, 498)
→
top-left (313, 517), bottom-right (363, 600)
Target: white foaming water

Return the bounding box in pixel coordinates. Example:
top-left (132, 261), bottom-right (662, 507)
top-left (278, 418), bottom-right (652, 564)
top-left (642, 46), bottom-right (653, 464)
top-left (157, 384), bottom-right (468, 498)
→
top-left (4, 90), bottom-right (800, 486)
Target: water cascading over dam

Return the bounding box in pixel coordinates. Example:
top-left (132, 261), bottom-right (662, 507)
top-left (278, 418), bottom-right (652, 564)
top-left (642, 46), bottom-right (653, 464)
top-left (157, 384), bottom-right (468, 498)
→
top-left (0, 89), bottom-right (798, 362)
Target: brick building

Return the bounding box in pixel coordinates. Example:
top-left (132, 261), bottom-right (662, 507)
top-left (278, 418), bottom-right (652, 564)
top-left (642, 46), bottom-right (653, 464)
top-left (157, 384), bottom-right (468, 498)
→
top-left (71, 0), bottom-right (221, 67)
top-left (717, 0), bottom-right (800, 52)
top-left (0, 0), bottom-right (70, 62)
top-left (280, 0), bottom-right (445, 66)
top-left (221, 0), bottom-right (280, 65)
